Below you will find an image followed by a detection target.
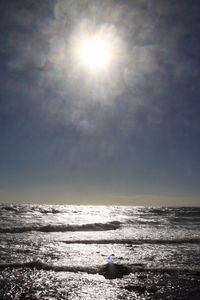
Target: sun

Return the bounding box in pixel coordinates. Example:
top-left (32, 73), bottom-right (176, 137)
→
top-left (70, 22), bottom-right (123, 79)
top-left (79, 37), bottom-right (111, 70)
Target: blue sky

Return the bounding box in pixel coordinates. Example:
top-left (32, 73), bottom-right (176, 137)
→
top-left (0, 0), bottom-right (200, 205)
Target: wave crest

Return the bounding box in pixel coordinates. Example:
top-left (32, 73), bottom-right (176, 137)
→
top-left (0, 221), bottom-right (121, 233)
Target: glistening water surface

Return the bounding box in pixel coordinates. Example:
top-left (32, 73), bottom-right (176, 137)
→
top-left (0, 205), bottom-right (200, 299)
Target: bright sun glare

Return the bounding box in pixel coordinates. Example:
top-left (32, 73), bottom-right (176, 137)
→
top-left (79, 37), bottom-right (112, 70)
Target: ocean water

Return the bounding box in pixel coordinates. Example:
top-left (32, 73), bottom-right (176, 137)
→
top-left (0, 205), bottom-right (200, 299)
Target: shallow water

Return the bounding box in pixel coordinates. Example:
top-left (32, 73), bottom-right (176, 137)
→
top-left (0, 205), bottom-right (200, 299)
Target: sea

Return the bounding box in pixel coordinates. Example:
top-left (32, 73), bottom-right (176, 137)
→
top-left (0, 205), bottom-right (200, 299)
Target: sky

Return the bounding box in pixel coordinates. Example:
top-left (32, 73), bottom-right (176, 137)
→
top-left (0, 0), bottom-right (200, 205)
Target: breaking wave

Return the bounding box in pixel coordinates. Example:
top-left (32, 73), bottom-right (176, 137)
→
top-left (0, 260), bottom-right (96, 273)
top-left (61, 238), bottom-right (200, 244)
top-left (0, 221), bottom-right (121, 233)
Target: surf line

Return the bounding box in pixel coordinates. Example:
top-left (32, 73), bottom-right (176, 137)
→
top-left (0, 261), bottom-right (199, 278)
top-left (60, 238), bottom-right (200, 245)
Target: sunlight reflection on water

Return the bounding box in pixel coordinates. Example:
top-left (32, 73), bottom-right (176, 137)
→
top-left (0, 205), bottom-right (200, 299)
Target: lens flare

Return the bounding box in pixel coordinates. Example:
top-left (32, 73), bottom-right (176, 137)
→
top-left (108, 254), bottom-right (113, 264)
